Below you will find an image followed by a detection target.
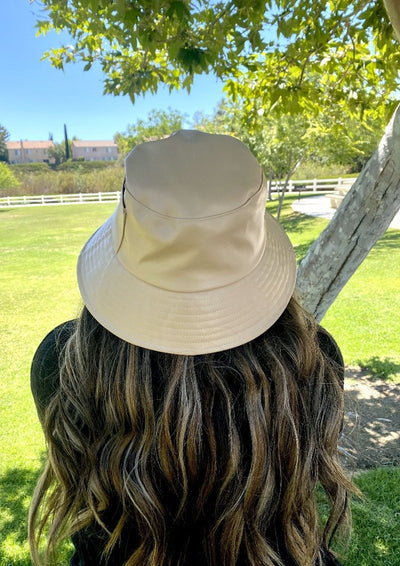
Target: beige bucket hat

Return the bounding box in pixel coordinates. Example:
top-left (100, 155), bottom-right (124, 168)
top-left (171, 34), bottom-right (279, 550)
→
top-left (77, 130), bottom-right (297, 355)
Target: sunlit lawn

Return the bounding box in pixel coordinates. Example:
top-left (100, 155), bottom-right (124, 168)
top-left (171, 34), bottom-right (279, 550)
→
top-left (0, 196), bottom-right (399, 564)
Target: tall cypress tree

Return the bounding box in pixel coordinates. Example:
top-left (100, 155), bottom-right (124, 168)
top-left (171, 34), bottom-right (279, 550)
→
top-left (64, 124), bottom-right (70, 160)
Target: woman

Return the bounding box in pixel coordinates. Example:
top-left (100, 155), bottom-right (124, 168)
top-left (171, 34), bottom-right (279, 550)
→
top-left (29, 130), bottom-right (355, 565)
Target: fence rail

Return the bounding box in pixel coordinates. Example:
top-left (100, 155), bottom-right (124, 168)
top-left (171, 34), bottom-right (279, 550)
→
top-left (0, 191), bottom-right (121, 208)
top-left (269, 177), bottom-right (356, 192)
top-left (0, 178), bottom-right (357, 208)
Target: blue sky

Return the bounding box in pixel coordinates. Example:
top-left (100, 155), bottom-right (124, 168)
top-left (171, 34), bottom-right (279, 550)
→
top-left (0, 0), bottom-right (224, 143)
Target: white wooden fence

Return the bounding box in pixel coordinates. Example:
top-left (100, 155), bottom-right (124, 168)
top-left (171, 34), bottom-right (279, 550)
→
top-left (270, 177), bottom-right (356, 192)
top-left (0, 178), bottom-right (357, 208)
top-left (0, 191), bottom-right (121, 208)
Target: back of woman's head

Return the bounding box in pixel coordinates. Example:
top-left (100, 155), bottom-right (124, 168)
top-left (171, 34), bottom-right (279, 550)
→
top-left (30, 298), bottom-right (354, 566)
top-left (30, 131), bottom-right (356, 565)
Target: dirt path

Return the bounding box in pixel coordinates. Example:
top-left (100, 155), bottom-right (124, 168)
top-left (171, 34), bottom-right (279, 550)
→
top-left (341, 367), bottom-right (400, 470)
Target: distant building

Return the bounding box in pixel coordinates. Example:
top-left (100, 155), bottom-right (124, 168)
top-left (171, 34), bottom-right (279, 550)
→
top-left (6, 140), bottom-right (55, 164)
top-left (72, 140), bottom-right (118, 161)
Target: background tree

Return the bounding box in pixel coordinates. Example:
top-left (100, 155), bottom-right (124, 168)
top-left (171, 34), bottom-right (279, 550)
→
top-left (47, 139), bottom-right (73, 166)
top-left (0, 124), bottom-right (10, 162)
top-left (64, 124), bottom-right (70, 160)
top-left (0, 162), bottom-right (19, 190)
top-left (301, 103), bottom-right (386, 173)
top-left (115, 108), bottom-right (185, 155)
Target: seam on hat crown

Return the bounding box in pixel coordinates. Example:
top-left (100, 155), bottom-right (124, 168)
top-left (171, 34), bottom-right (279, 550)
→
top-left (123, 170), bottom-right (265, 221)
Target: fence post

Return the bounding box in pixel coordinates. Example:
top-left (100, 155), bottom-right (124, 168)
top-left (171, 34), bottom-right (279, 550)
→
top-left (99, 192), bottom-right (102, 202)
top-left (338, 177), bottom-right (342, 188)
top-left (41, 195), bottom-right (45, 205)
top-left (23, 195), bottom-right (27, 205)
top-left (79, 193), bottom-right (83, 203)
top-left (288, 180), bottom-right (293, 193)
top-left (313, 179), bottom-right (317, 192)
top-left (60, 194), bottom-right (64, 204)
top-left (8, 197), bottom-right (11, 206)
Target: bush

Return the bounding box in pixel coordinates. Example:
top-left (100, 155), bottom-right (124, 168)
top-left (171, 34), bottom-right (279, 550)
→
top-left (9, 162), bottom-right (50, 175)
top-left (56, 160), bottom-right (120, 171)
top-left (0, 162), bottom-right (19, 190)
top-left (4, 166), bottom-right (125, 196)
top-left (292, 161), bottom-right (352, 180)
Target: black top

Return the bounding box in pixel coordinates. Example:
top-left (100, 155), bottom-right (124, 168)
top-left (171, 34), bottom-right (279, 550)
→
top-left (31, 321), bottom-right (344, 566)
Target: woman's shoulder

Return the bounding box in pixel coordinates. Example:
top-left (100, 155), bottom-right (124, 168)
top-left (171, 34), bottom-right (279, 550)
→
top-left (30, 320), bottom-right (76, 423)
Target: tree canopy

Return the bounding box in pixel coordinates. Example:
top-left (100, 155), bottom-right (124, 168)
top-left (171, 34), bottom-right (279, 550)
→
top-left (115, 108), bottom-right (185, 154)
top-left (36, 0), bottom-right (400, 120)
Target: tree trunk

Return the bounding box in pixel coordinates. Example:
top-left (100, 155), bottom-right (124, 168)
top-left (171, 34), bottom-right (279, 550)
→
top-left (276, 157), bottom-right (303, 221)
top-left (267, 170), bottom-right (273, 201)
top-left (296, 104), bottom-right (400, 321)
top-left (384, 0), bottom-right (400, 41)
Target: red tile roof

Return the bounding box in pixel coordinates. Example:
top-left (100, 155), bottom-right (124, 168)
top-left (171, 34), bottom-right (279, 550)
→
top-left (72, 140), bottom-right (117, 147)
top-left (6, 141), bottom-right (55, 150)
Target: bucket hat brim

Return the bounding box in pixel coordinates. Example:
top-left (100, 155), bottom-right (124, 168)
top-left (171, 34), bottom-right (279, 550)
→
top-left (77, 208), bottom-right (297, 355)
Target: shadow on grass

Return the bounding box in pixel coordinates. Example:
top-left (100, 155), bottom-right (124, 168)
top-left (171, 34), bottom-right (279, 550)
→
top-left (341, 372), bottom-right (400, 470)
top-left (0, 462), bottom-right (43, 565)
top-left (373, 230), bottom-right (400, 249)
top-left (279, 212), bottom-right (328, 262)
top-left (281, 211), bottom-right (327, 233)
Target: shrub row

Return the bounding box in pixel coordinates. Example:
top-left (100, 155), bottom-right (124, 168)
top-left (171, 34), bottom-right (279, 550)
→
top-left (9, 159), bottom-right (123, 174)
top-left (55, 160), bottom-right (123, 171)
top-left (9, 162), bottom-right (50, 174)
top-left (292, 161), bottom-right (351, 180)
top-left (1, 166), bottom-right (125, 196)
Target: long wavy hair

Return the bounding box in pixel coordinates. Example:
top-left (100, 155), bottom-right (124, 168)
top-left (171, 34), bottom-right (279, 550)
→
top-left (29, 297), bottom-right (356, 566)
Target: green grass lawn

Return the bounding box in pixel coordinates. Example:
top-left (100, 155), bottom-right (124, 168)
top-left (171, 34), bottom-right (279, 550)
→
top-left (0, 198), bottom-right (399, 565)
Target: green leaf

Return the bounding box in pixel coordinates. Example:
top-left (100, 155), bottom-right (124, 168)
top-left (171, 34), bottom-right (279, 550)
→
top-left (124, 7), bottom-right (141, 25)
top-left (115, 0), bottom-right (126, 18)
top-left (177, 46), bottom-right (208, 72)
top-left (166, 1), bottom-right (191, 21)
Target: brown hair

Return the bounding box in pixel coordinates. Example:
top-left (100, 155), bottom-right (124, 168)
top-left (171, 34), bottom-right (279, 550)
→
top-left (29, 297), bottom-right (355, 565)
